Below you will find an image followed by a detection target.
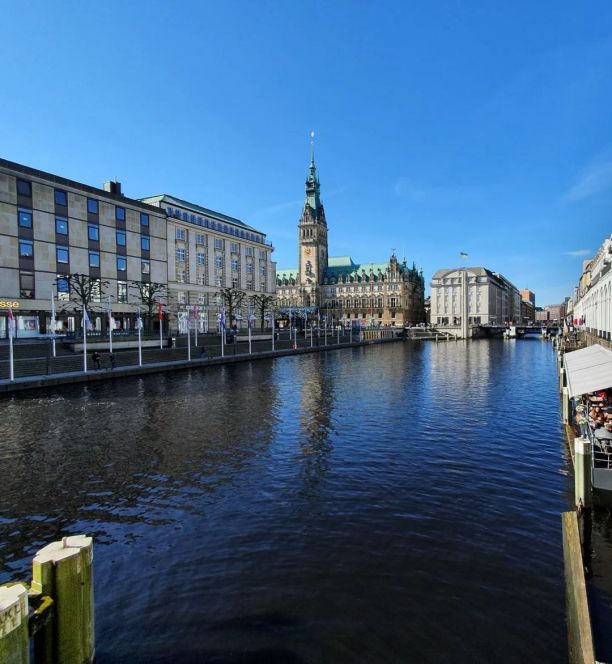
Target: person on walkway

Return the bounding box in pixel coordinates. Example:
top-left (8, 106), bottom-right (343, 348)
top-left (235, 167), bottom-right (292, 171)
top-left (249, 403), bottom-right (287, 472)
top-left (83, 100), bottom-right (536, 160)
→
top-left (92, 351), bottom-right (101, 370)
top-left (109, 352), bottom-right (116, 370)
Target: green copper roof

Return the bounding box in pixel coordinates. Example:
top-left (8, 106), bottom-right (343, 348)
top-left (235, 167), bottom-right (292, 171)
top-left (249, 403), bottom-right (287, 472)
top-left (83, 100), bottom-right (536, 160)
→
top-left (139, 194), bottom-right (260, 233)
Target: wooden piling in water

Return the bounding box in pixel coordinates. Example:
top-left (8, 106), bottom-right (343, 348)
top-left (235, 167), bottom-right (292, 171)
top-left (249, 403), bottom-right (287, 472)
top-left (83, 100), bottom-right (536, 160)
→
top-left (0, 583), bottom-right (29, 664)
top-left (562, 511), bottom-right (595, 664)
top-left (31, 535), bottom-right (94, 664)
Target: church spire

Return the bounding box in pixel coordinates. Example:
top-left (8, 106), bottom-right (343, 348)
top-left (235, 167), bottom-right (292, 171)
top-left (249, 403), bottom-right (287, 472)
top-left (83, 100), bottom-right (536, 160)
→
top-left (305, 130), bottom-right (321, 211)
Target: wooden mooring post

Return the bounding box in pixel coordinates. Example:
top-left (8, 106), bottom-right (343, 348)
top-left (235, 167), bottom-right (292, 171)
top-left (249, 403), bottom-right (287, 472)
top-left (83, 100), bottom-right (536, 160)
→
top-left (0, 535), bottom-right (94, 664)
top-left (562, 511), bottom-right (595, 664)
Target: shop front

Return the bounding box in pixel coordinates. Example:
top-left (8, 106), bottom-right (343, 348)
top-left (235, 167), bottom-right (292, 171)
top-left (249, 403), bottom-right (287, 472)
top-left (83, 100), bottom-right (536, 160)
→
top-left (0, 300), bottom-right (42, 339)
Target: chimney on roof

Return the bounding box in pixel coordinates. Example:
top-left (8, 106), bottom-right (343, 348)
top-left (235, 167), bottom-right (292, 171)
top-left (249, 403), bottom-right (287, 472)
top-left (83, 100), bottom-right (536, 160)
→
top-left (103, 180), bottom-right (122, 196)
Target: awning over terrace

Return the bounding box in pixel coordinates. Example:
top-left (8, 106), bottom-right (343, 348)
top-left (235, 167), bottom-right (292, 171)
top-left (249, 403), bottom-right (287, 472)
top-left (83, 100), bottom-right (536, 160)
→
top-left (563, 344), bottom-right (612, 398)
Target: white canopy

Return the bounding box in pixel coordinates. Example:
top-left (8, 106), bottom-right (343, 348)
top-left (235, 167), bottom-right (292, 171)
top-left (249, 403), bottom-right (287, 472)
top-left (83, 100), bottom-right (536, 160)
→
top-left (563, 344), bottom-right (612, 398)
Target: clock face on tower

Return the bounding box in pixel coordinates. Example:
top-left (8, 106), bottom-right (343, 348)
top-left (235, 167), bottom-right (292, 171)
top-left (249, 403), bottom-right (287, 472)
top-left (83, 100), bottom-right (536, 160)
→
top-left (304, 247), bottom-right (312, 256)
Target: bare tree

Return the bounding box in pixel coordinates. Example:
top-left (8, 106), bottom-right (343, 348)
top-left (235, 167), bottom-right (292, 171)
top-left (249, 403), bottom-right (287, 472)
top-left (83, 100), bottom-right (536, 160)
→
top-left (218, 287), bottom-right (246, 328)
top-left (250, 293), bottom-right (276, 331)
top-left (131, 281), bottom-right (167, 334)
top-left (57, 273), bottom-right (109, 312)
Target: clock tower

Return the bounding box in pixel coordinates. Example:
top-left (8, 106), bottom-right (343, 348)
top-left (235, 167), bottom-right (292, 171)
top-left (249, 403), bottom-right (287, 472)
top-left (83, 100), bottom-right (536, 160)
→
top-left (298, 137), bottom-right (328, 306)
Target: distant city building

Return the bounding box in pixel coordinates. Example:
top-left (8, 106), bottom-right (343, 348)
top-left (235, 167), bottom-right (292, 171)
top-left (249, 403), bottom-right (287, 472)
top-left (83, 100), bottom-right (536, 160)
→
top-left (276, 148), bottom-right (425, 326)
top-left (520, 298), bottom-right (535, 323)
top-left (430, 267), bottom-right (521, 327)
top-left (0, 159), bottom-right (167, 338)
top-left (520, 289), bottom-right (535, 306)
top-left (570, 235), bottom-right (612, 344)
top-left (140, 194), bottom-right (276, 332)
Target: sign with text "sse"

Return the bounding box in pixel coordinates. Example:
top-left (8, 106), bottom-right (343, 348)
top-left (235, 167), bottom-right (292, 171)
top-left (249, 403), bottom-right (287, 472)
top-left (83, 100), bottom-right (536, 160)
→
top-left (0, 300), bottom-right (20, 309)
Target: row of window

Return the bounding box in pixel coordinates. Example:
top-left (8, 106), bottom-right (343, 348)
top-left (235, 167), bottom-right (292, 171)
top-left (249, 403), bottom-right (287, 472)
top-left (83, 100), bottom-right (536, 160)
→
top-left (174, 229), bottom-right (265, 258)
top-left (16, 178), bottom-right (151, 226)
top-left (167, 206), bottom-right (266, 245)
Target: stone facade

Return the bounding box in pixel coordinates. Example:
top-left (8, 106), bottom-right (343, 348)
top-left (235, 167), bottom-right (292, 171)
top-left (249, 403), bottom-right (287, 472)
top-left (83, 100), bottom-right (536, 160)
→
top-left (140, 194), bottom-right (276, 333)
top-left (276, 152), bottom-right (425, 326)
top-left (0, 159), bottom-right (167, 338)
top-left (430, 267), bottom-right (521, 327)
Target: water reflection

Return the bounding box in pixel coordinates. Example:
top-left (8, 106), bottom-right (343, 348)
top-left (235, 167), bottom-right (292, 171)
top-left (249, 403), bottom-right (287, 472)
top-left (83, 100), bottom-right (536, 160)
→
top-left (0, 341), bottom-right (569, 663)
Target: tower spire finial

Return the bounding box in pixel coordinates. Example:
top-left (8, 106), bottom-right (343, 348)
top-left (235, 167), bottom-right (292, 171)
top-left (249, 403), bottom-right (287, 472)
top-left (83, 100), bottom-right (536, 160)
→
top-left (309, 130), bottom-right (315, 165)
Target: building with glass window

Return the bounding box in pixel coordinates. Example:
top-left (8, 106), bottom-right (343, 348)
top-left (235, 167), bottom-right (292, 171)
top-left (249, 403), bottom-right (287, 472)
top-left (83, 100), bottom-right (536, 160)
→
top-left (0, 159), bottom-right (168, 338)
top-left (139, 194), bottom-right (276, 332)
top-left (430, 267), bottom-right (521, 328)
top-left (275, 150), bottom-right (425, 327)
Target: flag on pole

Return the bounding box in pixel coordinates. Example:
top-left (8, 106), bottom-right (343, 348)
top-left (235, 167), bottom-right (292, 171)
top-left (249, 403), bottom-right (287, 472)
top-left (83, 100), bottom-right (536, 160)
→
top-left (220, 308), bottom-right (226, 330)
top-left (157, 301), bottom-right (163, 321)
top-left (7, 308), bottom-right (15, 338)
top-left (107, 296), bottom-right (114, 330)
top-left (50, 292), bottom-right (56, 333)
top-left (136, 312), bottom-right (143, 330)
top-left (459, 252), bottom-right (469, 259)
top-left (82, 308), bottom-right (92, 331)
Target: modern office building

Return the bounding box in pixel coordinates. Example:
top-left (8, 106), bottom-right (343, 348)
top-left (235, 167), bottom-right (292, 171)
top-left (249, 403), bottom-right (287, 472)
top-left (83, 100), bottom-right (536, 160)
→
top-left (0, 159), bottom-right (167, 338)
top-left (430, 267), bottom-right (521, 329)
top-left (275, 149), bottom-right (425, 326)
top-left (140, 194), bottom-right (276, 332)
top-left (0, 158), bottom-right (276, 338)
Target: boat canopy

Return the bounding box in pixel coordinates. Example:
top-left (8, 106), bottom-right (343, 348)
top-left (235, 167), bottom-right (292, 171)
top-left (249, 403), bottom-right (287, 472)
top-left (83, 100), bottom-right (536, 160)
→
top-left (563, 344), bottom-right (612, 398)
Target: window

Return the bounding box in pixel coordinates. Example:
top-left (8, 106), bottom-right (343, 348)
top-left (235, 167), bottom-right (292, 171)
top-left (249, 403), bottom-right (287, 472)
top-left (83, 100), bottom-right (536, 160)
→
top-left (260, 266), bottom-right (266, 276)
top-left (117, 256), bottom-right (127, 271)
top-left (215, 276), bottom-right (222, 287)
top-left (88, 224), bottom-right (99, 241)
top-left (246, 279), bottom-right (253, 290)
top-left (141, 259), bottom-right (150, 274)
top-left (89, 251), bottom-right (100, 267)
top-left (19, 240), bottom-right (33, 258)
top-left (141, 236), bottom-right (150, 251)
top-left (87, 198), bottom-right (99, 214)
top-left (196, 252), bottom-right (205, 265)
top-left (56, 246), bottom-right (69, 263)
top-left (176, 227), bottom-right (186, 241)
top-left (246, 263), bottom-right (253, 273)
top-left (198, 294), bottom-right (207, 305)
top-left (176, 248), bottom-right (186, 262)
top-left (140, 212), bottom-right (149, 226)
top-left (231, 242), bottom-right (239, 254)
top-left (259, 282), bottom-right (266, 292)
top-left (177, 270), bottom-right (186, 283)
top-left (259, 250), bottom-right (267, 259)
top-left (232, 277), bottom-right (238, 289)
top-left (177, 291), bottom-right (186, 304)
top-left (18, 208), bottom-right (33, 228)
top-left (231, 259), bottom-right (239, 271)
top-left (116, 230), bottom-right (126, 246)
top-left (245, 246), bottom-right (254, 257)
top-left (116, 206), bottom-right (126, 221)
top-left (214, 256), bottom-right (223, 269)
top-left (54, 189), bottom-right (67, 206)
top-left (20, 271), bottom-right (34, 298)
top-left (55, 217), bottom-right (68, 235)
top-left (214, 238), bottom-right (224, 250)
top-left (57, 275), bottom-right (69, 301)
top-left (196, 233), bottom-right (205, 245)
top-left (17, 179), bottom-right (31, 196)
top-left (117, 281), bottom-right (128, 303)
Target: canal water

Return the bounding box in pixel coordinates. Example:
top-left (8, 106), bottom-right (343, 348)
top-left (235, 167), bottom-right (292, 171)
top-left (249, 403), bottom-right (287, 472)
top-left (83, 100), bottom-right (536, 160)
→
top-left (1, 340), bottom-right (570, 663)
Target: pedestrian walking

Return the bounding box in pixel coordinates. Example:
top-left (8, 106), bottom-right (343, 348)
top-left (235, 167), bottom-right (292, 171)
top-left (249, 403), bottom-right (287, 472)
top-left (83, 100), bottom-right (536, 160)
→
top-left (92, 351), bottom-right (101, 370)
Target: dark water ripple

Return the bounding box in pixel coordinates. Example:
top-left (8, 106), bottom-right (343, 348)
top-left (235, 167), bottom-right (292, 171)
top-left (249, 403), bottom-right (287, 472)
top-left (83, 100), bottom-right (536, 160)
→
top-left (0, 340), bottom-right (569, 662)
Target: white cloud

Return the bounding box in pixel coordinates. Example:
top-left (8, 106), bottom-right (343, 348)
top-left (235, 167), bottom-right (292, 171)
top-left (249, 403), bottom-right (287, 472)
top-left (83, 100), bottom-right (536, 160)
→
top-left (563, 159), bottom-right (612, 202)
top-left (563, 249), bottom-right (591, 257)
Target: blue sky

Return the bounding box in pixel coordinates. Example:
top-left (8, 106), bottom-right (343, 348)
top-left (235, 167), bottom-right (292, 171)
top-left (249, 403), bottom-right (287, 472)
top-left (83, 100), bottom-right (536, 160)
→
top-left (2, 1), bottom-right (612, 304)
